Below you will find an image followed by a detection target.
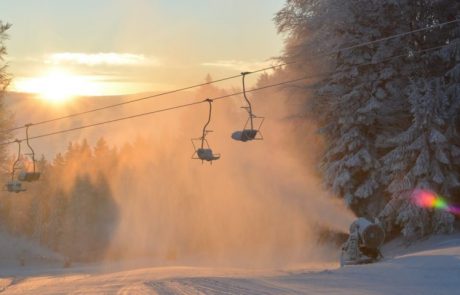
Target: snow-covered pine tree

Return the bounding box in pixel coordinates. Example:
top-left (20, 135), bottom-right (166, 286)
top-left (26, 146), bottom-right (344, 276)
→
top-left (0, 21), bottom-right (12, 168)
top-left (276, 0), bottom-right (413, 217)
top-left (378, 1), bottom-right (460, 238)
top-left (0, 21), bottom-right (10, 94)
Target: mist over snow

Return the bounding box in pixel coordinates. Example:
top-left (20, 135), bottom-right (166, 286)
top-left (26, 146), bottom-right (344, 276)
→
top-left (1, 78), bottom-right (354, 268)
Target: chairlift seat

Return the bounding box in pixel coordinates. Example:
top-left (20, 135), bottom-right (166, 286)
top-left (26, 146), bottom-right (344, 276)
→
top-left (231, 129), bottom-right (258, 142)
top-left (6, 180), bottom-right (25, 193)
top-left (18, 171), bottom-right (41, 182)
top-left (197, 148), bottom-right (220, 161)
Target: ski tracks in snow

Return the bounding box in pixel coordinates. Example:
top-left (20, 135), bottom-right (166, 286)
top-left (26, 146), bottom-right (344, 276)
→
top-left (147, 277), bottom-right (301, 295)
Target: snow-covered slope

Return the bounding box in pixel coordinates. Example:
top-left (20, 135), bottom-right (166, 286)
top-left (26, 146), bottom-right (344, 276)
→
top-left (0, 231), bottom-right (63, 270)
top-left (0, 233), bottom-right (459, 294)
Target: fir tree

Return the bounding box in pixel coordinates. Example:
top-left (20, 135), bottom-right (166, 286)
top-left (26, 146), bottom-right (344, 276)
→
top-left (378, 1), bottom-right (460, 237)
top-left (0, 21), bottom-right (12, 168)
top-left (276, 0), bottom-right (460, 238)
top-left (276, 0), bottom-right (411, 216)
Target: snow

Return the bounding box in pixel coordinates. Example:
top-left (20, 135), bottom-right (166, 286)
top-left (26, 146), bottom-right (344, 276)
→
top-left (0, 233), bottom-right (459, 294)
top-left (0, 231), bottom-right (63, 270)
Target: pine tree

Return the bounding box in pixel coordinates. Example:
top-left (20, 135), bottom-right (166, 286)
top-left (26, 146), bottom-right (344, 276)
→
top-left (0, 21), bottom-right (11, 91)
top-left (195, 74), bottom-right (227, 99)
top-left (0, 21), bottom-right (12, 167)
top-left (276, 1), bottom-right (460, 238)
top-left (378, 1), bottom-right (460, 237)
top-left (276, 0), bottom-right (411, 216)
top-left (94, 137), bottom-right (118, 171)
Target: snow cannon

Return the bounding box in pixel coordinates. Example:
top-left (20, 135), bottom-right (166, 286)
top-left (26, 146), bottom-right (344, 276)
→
top-left (353, 218), bottom-right (385, 249)
top-left (340, 217), bottom-right (385, 266)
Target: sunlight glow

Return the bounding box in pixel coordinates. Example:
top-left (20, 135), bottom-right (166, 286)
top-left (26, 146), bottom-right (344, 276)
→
top-left (14, 69), bottom-right (104, 103)
top-left (46, 52), bottom-right (157, 66)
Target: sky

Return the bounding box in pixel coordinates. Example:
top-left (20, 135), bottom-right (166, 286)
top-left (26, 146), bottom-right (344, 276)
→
top-left (1, 0), bottom-right (286, 98)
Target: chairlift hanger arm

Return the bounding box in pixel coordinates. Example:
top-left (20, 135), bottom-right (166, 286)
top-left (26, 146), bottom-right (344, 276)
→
top-left (241, 72), bottom-right (254, 130)
top-left (200, 99), bottom-right (213, 149)
top-left (25, 123), bottom-right (37, 173)
top-left (12, 139), bottom-right (21, 181)
top-left (202, 99), bottom-right (213, 137)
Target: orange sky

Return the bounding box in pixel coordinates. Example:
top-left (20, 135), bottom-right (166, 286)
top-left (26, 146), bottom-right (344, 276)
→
top-left (1, 0), bottom-right (285, 99)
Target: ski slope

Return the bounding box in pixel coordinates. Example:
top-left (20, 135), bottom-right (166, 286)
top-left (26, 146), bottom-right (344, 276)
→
top-left (0, 234), bottom-right (459, 294)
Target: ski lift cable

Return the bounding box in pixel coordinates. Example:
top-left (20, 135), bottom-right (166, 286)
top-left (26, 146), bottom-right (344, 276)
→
top-left (1, 63), bottom-right (290, 134)
top-left (1, 17), bottom-right (458, 134)
top-left (0, 40), bottom-right (455, 147)
top-left (0, 77), bottom-right (318, 146)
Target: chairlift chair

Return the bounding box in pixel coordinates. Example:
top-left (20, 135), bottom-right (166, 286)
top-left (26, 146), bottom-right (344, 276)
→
top-left (18, 124), bottom-right (41, 182)
top-left (18, 171), bottom-right (41, 182)
top-left (231, 72), bottom-right (264, 142)
top-left (231, 115), bottom-right (264, 142)
top-left (191, 99), bottom-right (220, 163)
top-left (192, 140), bottom-right (221, 162)
top-left (6, 180), bottom-right (25, 193)
top-left (5, 140), bottom-right (26, 193)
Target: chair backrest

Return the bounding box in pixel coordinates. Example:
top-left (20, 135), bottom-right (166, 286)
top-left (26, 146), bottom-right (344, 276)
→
top-left (231, 129), bottom-right (258, 142)
top-left (6, 180), bottom-right (23, 193)
top-left (18, 171), bottom-right (41, 182)
top-left (197, 148), bottom-right (214, 160)
top-left (241, 129), bottom-right (258, 141)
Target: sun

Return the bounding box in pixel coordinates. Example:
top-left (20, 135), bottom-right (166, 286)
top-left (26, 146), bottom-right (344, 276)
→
top-left (38, 70), bottom-right (79, 103)
top-left (14, 69), bottom-right (103, 103)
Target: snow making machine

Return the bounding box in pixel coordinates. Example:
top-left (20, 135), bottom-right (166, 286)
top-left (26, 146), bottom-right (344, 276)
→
top-left (340, 217), bottom-right (385, 266)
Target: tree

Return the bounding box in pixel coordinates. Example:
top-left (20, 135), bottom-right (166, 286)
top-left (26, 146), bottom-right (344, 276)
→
top-left (56, 172), bottom-right (119, 261)
top-left (378, 1), bottom-right (460, 237)
top-left (0, 22), bottom-right (12, 232)
top-left (0, 21), bottom-right (11, 91)
top-left (276, 0), bottom-right (411, 215)
top-left (94, 137), bottom-right (118, 171)
top-left (0, 21), bottom-right (12, 168)
top-left (275, 1), bottom-right (460, 238)
top-left (194, 74), bottom-right (226, 99)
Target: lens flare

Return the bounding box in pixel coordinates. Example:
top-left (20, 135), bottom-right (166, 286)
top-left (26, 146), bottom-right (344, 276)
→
top-left (411, 189), bottom-right (460, 216)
